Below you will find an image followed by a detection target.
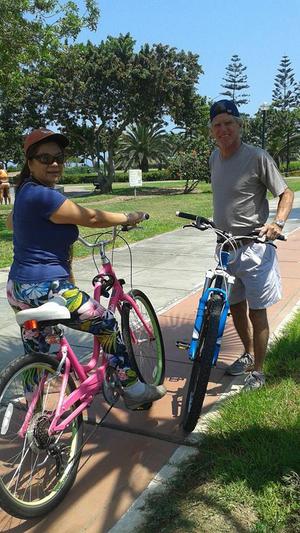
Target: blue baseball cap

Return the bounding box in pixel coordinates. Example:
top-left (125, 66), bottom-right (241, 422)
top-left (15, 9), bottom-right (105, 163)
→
top-left (210, 100), bottom-right (240, 121)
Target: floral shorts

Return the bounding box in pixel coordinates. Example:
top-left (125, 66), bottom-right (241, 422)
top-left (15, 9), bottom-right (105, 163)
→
top-left (7, 279), bottom-right (131, 371)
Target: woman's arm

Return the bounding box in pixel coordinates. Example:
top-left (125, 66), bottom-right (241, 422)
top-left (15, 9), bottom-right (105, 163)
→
top-left (50, 199), bottom-right (144, 227)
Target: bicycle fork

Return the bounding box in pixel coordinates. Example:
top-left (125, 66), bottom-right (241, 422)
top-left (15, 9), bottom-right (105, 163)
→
top-left (177, 269), bottom-right (235, 364)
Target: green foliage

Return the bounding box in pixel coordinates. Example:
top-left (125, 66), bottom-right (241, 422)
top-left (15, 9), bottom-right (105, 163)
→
top-left (60, 172), bottom-right (97, 184)
top-left (169, 135), bottom-right (211, 192)
top-left (35, 35), bottom-right (202, 190)
top-left (220, 54), bottom-right (250, 106)
top-left (59, 168), bottom-right (172, 184)
top-left (272, 56), bottom-right (300, 172)
top-left (0, 0), bottom-right (100, 165)
top-left (272, 55), bottom-right (300, 110)
top-left (282, 160), bottom-right (300, 172)
top-left (114, 169), bottom-right (171, 182)
top-left (0, 0), bottom-right (100, 86)
top-left (116, 122), bottom-right (172, 172)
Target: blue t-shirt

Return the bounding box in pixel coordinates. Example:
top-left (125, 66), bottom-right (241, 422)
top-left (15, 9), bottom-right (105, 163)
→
top-left (9, 180), bottom-right (79, 282)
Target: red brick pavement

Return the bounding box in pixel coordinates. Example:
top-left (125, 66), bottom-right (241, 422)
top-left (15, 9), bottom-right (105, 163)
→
top-left (1, 230), bottom-right (299, 532)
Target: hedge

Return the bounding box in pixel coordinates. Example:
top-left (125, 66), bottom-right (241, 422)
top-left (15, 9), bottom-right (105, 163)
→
top-left (59, 168), bottom-right (172, 184)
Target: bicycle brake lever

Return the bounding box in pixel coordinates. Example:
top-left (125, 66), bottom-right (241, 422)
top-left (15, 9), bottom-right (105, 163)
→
top-left (121, 225), bottom-right (143, 232)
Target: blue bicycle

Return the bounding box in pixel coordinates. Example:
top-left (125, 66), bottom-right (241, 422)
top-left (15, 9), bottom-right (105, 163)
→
top-left (176, 211), bottom-right (285, 432)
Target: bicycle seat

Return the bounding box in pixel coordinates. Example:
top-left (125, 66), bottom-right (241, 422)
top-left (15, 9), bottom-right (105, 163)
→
top-left (15, 297), bottom-right (71, 326)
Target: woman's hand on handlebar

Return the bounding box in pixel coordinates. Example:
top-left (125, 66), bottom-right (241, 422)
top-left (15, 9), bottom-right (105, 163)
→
top-left (123, 211), bottom-right (149, 226)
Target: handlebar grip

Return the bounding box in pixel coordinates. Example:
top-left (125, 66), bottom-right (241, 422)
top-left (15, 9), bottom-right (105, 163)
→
top-left (276, 234), bottom-right (287, 241)
top-left (176, 211), bottom-right (197, 221)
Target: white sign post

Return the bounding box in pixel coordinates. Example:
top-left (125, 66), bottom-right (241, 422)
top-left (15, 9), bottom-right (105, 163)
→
top-left (128, 169), bottom-right (142, 198)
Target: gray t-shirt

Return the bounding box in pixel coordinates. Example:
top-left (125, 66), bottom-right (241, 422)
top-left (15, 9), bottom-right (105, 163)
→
top-left (209, 143), bottom-right (287, 235)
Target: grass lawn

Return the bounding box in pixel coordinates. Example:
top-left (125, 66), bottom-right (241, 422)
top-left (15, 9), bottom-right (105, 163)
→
top-left (0, 177), bottom-right (299, 268)
top-left (136, 313), bottom-right (300, 533)
top-left (0, 181), bottom-right (213, 267)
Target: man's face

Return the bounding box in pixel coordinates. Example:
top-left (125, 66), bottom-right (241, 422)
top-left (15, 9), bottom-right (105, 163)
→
top-left (210, 113), bottom-right (241, 153)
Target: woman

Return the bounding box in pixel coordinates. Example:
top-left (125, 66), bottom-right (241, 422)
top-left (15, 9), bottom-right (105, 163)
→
top-left (7, 128), bottom-right (166, 410)
top-left (0, 164), bottom-right (11, 205)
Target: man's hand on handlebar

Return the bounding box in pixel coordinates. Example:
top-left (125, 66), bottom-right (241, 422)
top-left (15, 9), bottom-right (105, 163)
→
top-left (257, 222), bottom-right (283, 241)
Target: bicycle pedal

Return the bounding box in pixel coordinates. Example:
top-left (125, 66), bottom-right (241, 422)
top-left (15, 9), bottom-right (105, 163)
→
top-left (133, 402), bottom-right (153, 411)
top-left (176, 340), bottom-right (190, 351)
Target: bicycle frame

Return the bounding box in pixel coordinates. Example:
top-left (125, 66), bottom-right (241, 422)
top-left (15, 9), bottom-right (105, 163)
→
top-left (188, 250), bottom-right (235, 364)
top-left (18, 233), bottom-right (155, 438)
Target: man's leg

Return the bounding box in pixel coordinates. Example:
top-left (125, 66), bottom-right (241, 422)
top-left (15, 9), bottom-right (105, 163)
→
top-left (225, 300), bottom-right (255, 375)
top-left (230, 300), bottom-right (253, 354)
top-left (248, 308), bottom-right (269, 372)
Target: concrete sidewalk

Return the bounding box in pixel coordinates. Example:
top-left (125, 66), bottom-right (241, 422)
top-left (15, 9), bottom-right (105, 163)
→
top-left (0, 194), bottom-right (300, 532)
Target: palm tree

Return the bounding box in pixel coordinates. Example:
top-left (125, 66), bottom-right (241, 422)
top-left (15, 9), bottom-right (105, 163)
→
top-left (116, 122), bottom-right (171, 172)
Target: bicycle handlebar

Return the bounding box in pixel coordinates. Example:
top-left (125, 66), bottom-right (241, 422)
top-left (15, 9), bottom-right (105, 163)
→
top-left (176, 211), bottom-right (287, 242)
top-left (176, 211), bottom-right (216, 228)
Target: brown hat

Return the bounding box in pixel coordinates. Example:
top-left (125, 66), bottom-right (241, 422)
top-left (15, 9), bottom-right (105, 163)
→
top-left (24, 128), bottom-right (69, 155)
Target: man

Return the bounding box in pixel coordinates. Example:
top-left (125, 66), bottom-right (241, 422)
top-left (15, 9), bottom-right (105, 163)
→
top-left (209, 99), bottom-right (294, 390)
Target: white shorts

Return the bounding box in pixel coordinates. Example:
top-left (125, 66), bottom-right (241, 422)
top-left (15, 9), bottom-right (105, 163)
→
top-left (225, 242), bottom-right (282, 310)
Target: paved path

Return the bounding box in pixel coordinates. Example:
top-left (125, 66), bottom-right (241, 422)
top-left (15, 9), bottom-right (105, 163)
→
top-left (0, 192), bottom-right (299, 532)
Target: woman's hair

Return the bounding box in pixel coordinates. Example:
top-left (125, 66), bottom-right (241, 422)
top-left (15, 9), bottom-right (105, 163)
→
top-left (16, 139), bottom-right (65, 191)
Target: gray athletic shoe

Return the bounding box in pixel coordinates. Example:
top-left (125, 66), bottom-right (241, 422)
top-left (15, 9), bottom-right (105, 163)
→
top-left (225, 351), bottom-right (254, 376)
top-left (243, 371), bottom-right (266, 391)
top-left (123, 384), bottom-right (166, 410)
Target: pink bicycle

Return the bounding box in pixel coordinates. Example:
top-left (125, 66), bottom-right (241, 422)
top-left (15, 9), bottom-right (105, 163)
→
top-left (0, 223), bottom-right (165, 518)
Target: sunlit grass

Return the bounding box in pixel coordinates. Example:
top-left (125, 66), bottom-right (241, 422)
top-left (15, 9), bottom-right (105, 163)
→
top-left (136, 313), bottom-right (300, 533)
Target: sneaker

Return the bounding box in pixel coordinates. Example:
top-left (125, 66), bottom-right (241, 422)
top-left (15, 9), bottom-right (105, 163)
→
top-left (225, 351), bottom-right (254, 376)
top-left (123, 383), bottom-right (167, 410)
top-left (243, 371), bottom-right (265, 391)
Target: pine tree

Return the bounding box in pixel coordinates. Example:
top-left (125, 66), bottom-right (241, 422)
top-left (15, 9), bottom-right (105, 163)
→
top-left (272, 55), bottom-right (299, 109)
top-left (272, 55), bottom-right (300, 173)
top-left (220, 54), bottom-right (250, 106)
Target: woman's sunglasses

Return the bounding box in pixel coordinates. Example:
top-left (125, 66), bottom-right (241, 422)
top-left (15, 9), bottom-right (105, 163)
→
top-left (33, 153), bottom-right (65, 165)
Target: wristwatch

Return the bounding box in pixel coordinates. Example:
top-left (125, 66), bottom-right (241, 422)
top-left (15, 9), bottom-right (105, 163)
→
top-left (274, 219), bottom-right (285, 229)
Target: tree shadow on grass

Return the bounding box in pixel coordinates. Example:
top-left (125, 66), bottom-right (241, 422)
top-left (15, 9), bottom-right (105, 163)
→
top-left (137, 424), bottom-right (300, 533)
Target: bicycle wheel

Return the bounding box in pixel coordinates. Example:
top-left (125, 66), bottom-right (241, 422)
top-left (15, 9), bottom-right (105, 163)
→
top-left (121, 289), bottom-right (165, 385)
top-left (182, 294), bottom-right (224, 433)
top-left (0, 353), bottom-right (83, 519)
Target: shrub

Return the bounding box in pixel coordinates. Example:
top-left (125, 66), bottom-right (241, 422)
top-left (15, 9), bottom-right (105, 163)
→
top-left (114, 169), bottom-right (171, 182)
top-left (59, 168), bottom-right (173, 185)
top-left (60, 172), bottom-right (98, 184)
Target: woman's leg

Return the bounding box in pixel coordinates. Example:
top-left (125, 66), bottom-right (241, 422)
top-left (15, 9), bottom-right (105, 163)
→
top-left (7, 279), bottom-right (166, 407)
top-left (57, 282), bottom-right (137, 386)
top-left (7, 280), bottom-right (136, 384)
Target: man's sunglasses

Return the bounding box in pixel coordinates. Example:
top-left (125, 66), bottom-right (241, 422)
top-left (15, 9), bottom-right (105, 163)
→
top-left (33, 153), bottom-right (65, 165)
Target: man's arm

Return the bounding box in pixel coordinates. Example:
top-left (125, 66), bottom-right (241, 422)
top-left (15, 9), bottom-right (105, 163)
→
top-left (259, 187), bottom-right (294, 239)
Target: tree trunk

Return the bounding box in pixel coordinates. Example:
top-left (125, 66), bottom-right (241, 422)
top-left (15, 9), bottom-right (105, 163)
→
top-left (140, 155), bottom-right (149, 172)
top-left (103, 149), bottom-right (114, 193)
top-left (285, 130), bottom-right (290, 175)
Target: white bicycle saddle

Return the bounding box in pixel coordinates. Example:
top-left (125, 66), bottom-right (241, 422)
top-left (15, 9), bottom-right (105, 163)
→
top-left (15, 295), bottom-right (71, 326)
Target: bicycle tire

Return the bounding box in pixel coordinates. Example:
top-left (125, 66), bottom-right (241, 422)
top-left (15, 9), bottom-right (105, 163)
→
top-left (121, 289), bottom-right (165, 385)
top-left (182, 294), bottom-right (224, 433)
top-left (0, 353), bottom-right (83, 519)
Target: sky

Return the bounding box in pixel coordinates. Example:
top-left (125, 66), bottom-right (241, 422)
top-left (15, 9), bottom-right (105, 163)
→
top-left (77, 0), bottom-right (300, 117)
